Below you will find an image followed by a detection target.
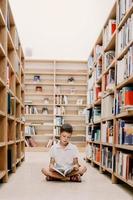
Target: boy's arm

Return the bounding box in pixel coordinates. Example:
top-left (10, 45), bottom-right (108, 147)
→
top-left (49, 157), bottom-right (55, 172)
top-left (73, 157), bottom-right (80, 171)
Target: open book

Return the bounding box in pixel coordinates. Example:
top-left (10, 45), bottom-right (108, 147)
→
top-left (52, 164), bottom-right (74, 177)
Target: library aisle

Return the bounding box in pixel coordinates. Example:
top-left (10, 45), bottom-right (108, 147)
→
top-left (0, 152), bottom-right (132, 200)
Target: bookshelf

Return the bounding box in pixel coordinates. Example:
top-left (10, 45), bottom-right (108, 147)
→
top-left (86, 0), bottom-right (133, 188)
top-left (0, 0), bottom-right (25, 183)
top-left (25, 59), bottom-right (87, 148)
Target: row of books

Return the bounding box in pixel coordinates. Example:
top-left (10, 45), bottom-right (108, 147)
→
top-left (54, 116), bottom-right (64, 126)
top-left (104, 68), bottom-right (115, 92)
top-left (55, 95), bottom-right (68, 105)
top-left (118, 13), bottom-right (133, 54)
top-left (86, 126), bottom-right (101, 142)
top-left (101, 94), bottom-right (114, 118)
top-left (86, 145), bottom-right (133, 182)
top-left (87, 86), bottom-right (133, 118)
top-left (95, 60), bottom-right (102, 81)
top-left (85, 107), bottom-right (101, 124)
top-left (102, 147), bottom-right (113, 170)
top-left (25, 125), bottom-right (36, 136)
top-left (25, 105), bottom-right (49, 115)
top-left (116, 119), bottom-right (133, 145)
top-left (8, 93), bottom-right (16, 116)
top-left (115, 151), bottom-right (133, 181)
top-left (103, 19), bottom-right (116, 49)
top-left (115, 86), bottom-right (133, 114)
top-left (104, 51), bottom-right (115, 70)
top-left (95, 45), bottom-right (103, 60)
top-left (101, 121), bottom-right (114, 144)
top-left (117, 45), bottom-right (133, 85)
top-left (54, 127), bottom-right (61, 137)
top-left (117, 0), bottom-right (133, 24)
top-left (54, 106), bottom-right (65, 115)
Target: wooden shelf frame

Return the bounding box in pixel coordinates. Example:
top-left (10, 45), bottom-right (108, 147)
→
top-left (86, 0), bottom-right (133, 188)
top-left (0, 0), bottom-right (25, 184)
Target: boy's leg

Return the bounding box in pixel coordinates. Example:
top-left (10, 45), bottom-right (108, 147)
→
top-left (41, 168), bottom-right (70, 181)
top-left (79, 165), bottom-right (87, 176)
top-left (67, 166), bottom-right (87, 182)
top-left (67, 165), bottom-right (87, 177)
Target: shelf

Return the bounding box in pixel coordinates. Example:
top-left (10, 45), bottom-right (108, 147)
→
top-left (117, 40), bottom-right (133, 60)
top-left (101, 166), bottom-right (113, 174)
top-left (116, 76), bottom-right (133, 90)
top-left (0, 170), bottom-right (6, 180)
top-left (55, 72), bottom-right (87, 76)
top-left (8, 140), bottom-right (14, 145)
top-left (55, 104), bottom-right (87, 107)
top-left (0, 110), bottom-right (6, 118)
top-left (0, 78), bottom-right (6, 88)
top-left (93, 141), bottom-right (100, 145)
top-left (104, 30), bottom-right (116, 52)
top-left (0, 9), bottom-right (6, 26)
top-left (103, 58), bottom-right (116, 75)
top-left (55, 82), bottom-right (87, 86)
top-left (55, 93), bottom-right (87, 96)
top-left (0, 43), bottom-right (6, 57)
top-left (93, 160), bottom-right (100, 166)
top-left (7, 115), bottom-right (15, 121)
top-left (94, 98), bottom-right (101, 106)
top-left (118, 5), bottom-right (133, 30)
top-left (114, 173), bottom-right (133, 188)
top-left (25, 71), bottom-right (54, 75)
top-left (25, 92), bottom-right (54, 96)
top-left (86, 156), bottom-right (92, 162)
top-left (101, 142), bottom-right (113, 147)
top-left (25, 82), bottom-right (54, 86)
top-left (102, 89), bottom-right (115, 98)
top-left (115, 144), bottom-right (133, 151)
top-left (25, 103), bottom-right (54, 106)
top-left (0, 142), bottom-right (6, 147)
top-left (93, 120), bottom-right (101, 124)
top-left (25, 114), bottom-right (53, 117)
top-left (7, 30), bottom-right (15, 50)
top-left (96, 74), bottom-right (102, 84)
top-left (116, 111), bottom-right (133, 118)
top-left (101, 116), bottom-right (114, 121)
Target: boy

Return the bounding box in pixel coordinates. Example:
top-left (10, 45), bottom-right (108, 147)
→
top-left (41, 123), bottom-right (87, 182)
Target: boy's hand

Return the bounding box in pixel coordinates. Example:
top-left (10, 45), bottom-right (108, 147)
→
top-left (73, 164), bottom-right (79, 171)
top-left (49, 164), bottom-right (55, 172)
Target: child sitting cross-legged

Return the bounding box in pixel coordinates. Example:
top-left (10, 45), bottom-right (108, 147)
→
top-left (41, 123), bottom-right (87, 182)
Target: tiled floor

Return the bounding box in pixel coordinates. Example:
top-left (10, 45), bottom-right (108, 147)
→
top-left (0, 152), bottom-right (133, 200)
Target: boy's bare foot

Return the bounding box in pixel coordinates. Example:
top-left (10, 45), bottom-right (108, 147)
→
top-left (70, 174), bottom-right (81, 182)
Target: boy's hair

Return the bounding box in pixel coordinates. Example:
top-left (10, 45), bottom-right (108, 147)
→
top-left (60, 124), bottom-right (73, 134)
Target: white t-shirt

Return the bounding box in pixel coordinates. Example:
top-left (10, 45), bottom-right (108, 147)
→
top-left (49, 142), bottom-right (79, 167)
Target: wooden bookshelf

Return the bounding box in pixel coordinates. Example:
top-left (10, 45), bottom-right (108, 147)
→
top-left (86, 0), bottom-right (133, 188)
top-left (25, 59), bottom-right (87, 148)
top-left (0, 0), bottom-right (25, 183)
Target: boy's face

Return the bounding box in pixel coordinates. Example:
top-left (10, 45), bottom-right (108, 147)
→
top-left (60, 131), bottom-right (72, 146)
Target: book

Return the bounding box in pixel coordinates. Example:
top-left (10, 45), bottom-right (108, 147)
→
top-left (102, 147), bottom-right (113, 170)
top-left (115, 151), bottom-right (133, 181)
top-left (95, 45), bottom-right (103, 60)
top-left (36, 86), bottom-right (42, 92)
top-left (34, 75), bottom-right (41, 82)
top-left (118, 14), bottom-right (133, 54)
top-left (104, 51), bottom-right (115, 70)
top-left (101, 121), bottom-right (113, 144)
top-left (52, 164), bottom-right (74, 177)
top-left (102, 95), bottom-right (114, 118)
top-left (116, 86), bottom-right (133, 114)
top-left (117, 0), bottom-right (133, 24)
top-left (116, 119), bottom-right (133, 145)
top-left (103, 19), bottom-right (116, 48)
